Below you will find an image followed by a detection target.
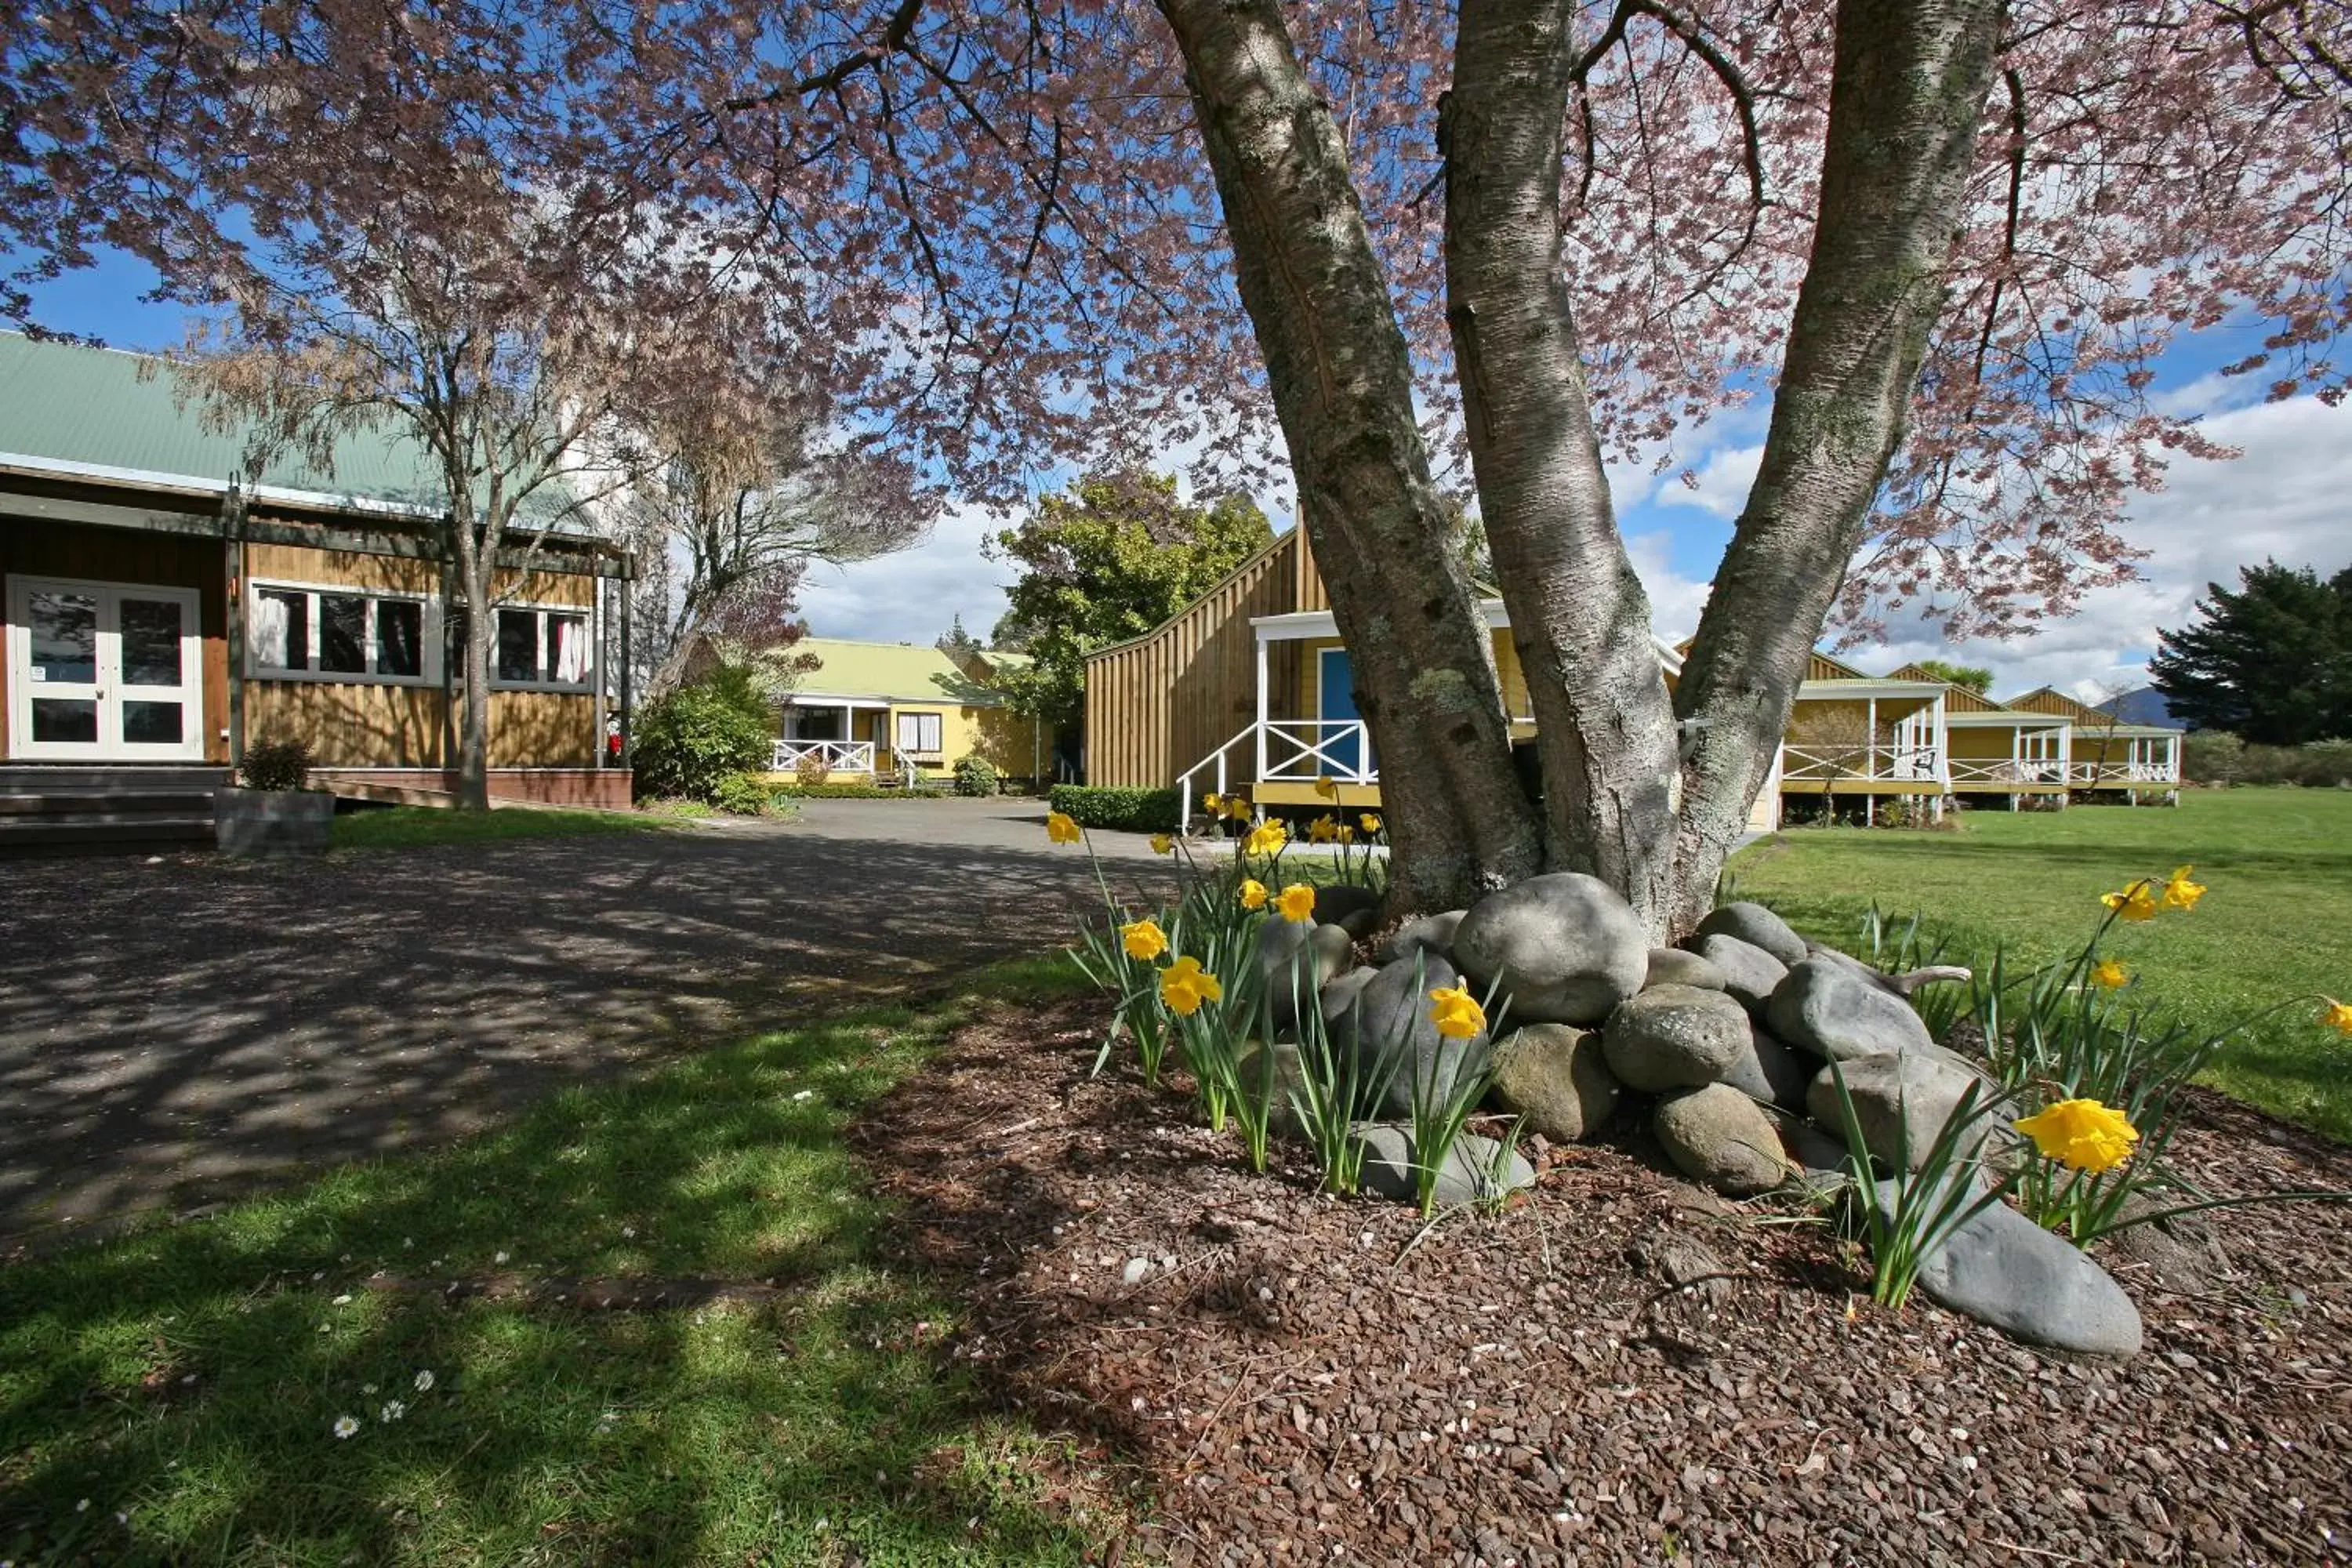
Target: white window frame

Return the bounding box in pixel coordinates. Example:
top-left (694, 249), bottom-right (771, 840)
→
top-left (487, 601), bottom-right (594, 694)
top-left (894, 709), bottom-right (944, 757)
top-left (246, 578), bottom-right (438, 687)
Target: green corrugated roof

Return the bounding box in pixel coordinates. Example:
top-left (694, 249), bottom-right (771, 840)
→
top-left (793, 637), bottom-right (1007, 706)
top-left (0, 332), bottom-right (580, 524)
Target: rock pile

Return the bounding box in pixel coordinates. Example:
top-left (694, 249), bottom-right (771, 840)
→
top-left (1286, 882), bottom-right (2141, 1356)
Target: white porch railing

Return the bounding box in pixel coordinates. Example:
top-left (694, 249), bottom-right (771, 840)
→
top-left (1175, 719), bottom-right (1375, 829)
top-left (773, 739), bottom-right (876, 772)
top-left (1948, 757), bottom-right (2069, 786)
top-left (1778, 744), bottom-right (1946, 786)
top-left (2070, 760), bottom-right (2179, 786)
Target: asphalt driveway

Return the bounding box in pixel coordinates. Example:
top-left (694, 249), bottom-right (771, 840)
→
top-left (0, 797), bottom-right (1174, 1251)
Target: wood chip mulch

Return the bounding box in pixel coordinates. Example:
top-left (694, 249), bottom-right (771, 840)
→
top-left (849, 1000), bottom-right (2352, 1567)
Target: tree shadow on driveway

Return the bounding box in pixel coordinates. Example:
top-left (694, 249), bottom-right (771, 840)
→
top-left (0, 827), bottom-right (1172, 1250)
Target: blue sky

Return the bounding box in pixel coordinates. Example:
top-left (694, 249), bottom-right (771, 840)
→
top-left (20, 252), bottom-right (2350, 702)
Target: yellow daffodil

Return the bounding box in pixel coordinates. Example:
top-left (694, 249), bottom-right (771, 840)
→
top-left (2102, 879), bottom-right (2158, 923)
top-left (1202, 792), bottom-right (1224, 813)
top-left (1045, 811), bottom-right (1082, 845)
top-left (2013, 1098), bottom-right (2140, 1174)
top-left (1237, 878), bottom-right (1268, 910)
top-left (1428, 984), bottom-right (1486, 1040)
top-left (1149, 833), bottom-right (1174, 855)
top-left (2161, 864), bottom-right (2206, 912)
top-left (1224, 797), bottom-right (1252, 821)
top-left (1334, 824), bottom-right (1356, 844)
top-left (1275, 883), bottom-right (1316, 923)
top-left (1159, 955), bottom-right (1224, 1015)
top-left (1359, 814), bottom-right (1382, 835)
top-left (2090, 959), bottom-right (2130, 990)
top-left (1313, 776), bottom-right (1338, 800)
top-left (1120, 918), bottom-right (1168, 962)
top-left (2324, 997), bottom-right (2352, 1036)
top-left (1243, 820), bottom-right (1288, 858)
top-left (1308, 815), bottom-right (1338, 844)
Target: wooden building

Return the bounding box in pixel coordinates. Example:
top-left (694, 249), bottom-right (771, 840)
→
top-left (0, 332), bottom-right (633, 837)
top-left (766, 637), bottom-right (1051, 787)
top-left (2001, 686), bottom-right (2183, 800)
top-left (1886, 663), bottom-right (2071, 809)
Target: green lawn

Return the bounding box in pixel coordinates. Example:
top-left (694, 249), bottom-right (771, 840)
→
top-left (332, 804), bottom-right (671, 851)
top-left (1728, 789), bottom-right (2352, 1141)
top-left (0, 960), bottom-right (1111, 1567)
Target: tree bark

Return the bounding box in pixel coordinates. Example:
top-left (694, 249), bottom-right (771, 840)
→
top-left (452, 509), bottom-right (494, 811)
top-left (1443, 0), bottom-right (1684, 935)
top-left (1669, 0), bottom-right (2003, 932)
top-left (1155, 0), bottom-right (1543, 911)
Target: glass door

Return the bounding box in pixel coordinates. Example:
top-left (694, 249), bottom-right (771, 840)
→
top-left (7, 576), bottom-right (205, 760)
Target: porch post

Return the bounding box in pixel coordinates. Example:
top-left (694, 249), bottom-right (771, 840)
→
top-left (1865, 698), bottom-right (1878, 779)
top-left (220, 481), bottom-right (247, 768)
top-left (1254, 632), bottom-right (1270, 785)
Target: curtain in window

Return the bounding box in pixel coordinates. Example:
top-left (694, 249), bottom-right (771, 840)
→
top-left (250, 591), bottom-right (292, 668)
top-left (552, 615), bottom-right (588, 684)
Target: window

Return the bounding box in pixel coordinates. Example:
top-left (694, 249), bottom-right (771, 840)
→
top-left (489, 607), bottom-right (591, 689)
top-left (249, 585), bottom-right (431, 682)
top-left (895, 710), bottom-right (943, 755)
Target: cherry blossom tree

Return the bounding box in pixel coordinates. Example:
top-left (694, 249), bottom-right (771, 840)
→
top-left (8, 0), bottom-right (2348, 924)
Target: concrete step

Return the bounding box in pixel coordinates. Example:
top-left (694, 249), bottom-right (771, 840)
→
top-left (0, 815), bottom-right (214, 848)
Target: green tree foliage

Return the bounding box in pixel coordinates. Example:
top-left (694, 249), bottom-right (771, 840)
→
top-left (1910, 658), bottom-right (1994, 695)
top-left (632, 663), bottom-right (777, 802)
top-left (989, 471), bottom-right (1273, 737)
top-left (2150, 561), bottom-right (2352, 744)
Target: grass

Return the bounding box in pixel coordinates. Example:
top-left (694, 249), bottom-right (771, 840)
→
top-left (1727, 788), bottom-right (2352, 1142)
top-left (332, 805), bottom-right (670, 851)
top-left (0, 959), bottom-right (1114, 1567)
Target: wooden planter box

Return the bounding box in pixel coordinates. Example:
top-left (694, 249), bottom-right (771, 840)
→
top-left (213, 787), bottom-right (336, 858)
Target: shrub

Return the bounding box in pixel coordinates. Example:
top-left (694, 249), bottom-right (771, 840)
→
top-left (1048, 783), bottom-right (1181, 833)
top-left (793, 750), bottom-right (833, 788)
top-left (710, 771), bottom-right (774, 816)
top-left (632, 665), bottom-right (775, 802)
top-left (238, 736), bottom-right (315, 793)
top-left (953, 755), bottom-right (999, 797)
top-left (775, 782), bottom-right (923, 799)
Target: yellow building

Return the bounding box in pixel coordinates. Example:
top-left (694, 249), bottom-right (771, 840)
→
top-left (768, 637), bottom-right (1048, 787)
top-left (2002, 686), bottom-right (2182, 800)
top-left (1887, 663), bottom-right (2071, 809)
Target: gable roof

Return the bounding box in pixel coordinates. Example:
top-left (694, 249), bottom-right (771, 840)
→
top-left (1886, 662), bottom-right (2004, 713)
top-left (0, 331), bottom-right (584, 528)
top-left (792, 637), bottom-right (1009, 706)
top-left (1999, 685), bottom-right (2180, 736)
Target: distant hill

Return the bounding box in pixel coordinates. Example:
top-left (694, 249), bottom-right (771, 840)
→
top-left (2095, 686), bottom-right (2187, 731)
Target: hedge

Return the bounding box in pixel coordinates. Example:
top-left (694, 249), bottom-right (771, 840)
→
top-left (771, 781), bottom-right (948, 800)
top-left (1047, 783), bottom-right (1182, 833)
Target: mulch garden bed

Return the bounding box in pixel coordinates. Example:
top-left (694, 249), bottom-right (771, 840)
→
top-left (851, 997), bottom-right (2352, 1566)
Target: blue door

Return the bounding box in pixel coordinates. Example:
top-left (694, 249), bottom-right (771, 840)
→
top-left (1318, 648), bottom-right (1368, 777)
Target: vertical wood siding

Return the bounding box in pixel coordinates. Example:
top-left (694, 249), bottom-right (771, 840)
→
top-left (1084, 532), bottom-right (1309, 788)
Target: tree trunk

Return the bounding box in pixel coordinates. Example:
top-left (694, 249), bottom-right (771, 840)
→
top-left (1443, 0), bottom-right (1684, 936)
top-left (1668, 0), bottom-right (2002, 933)
top-left (1156, 0), bottom-right (1543, 911)
top-left (452, 523), bottom-right (493, 811)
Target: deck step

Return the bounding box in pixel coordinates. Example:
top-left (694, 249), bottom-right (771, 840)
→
top-left (0, 765), bottom-right (230, 853)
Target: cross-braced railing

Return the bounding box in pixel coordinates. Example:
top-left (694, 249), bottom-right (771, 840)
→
top-left (1779, 744), bottom-right (1945, 785)
top-left (1947, 757), bottom-right (2067, 786)
top-left (772, 739), bottom-right (876, 773)
top-left (1174, 718), bottom-right (1376, 833)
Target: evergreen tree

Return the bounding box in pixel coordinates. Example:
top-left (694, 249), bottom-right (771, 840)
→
top-left (2149, 561), bottom-right (2352, 744)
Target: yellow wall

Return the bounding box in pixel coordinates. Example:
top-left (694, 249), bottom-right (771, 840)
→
top-left (1288, 629), bottom-right (1523, 720)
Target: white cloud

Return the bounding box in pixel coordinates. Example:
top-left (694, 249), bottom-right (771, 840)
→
top-left (1653, 441), bottom-right (1764, 521)
top-left (1625, 531), bottom-right (1714, 644)
top-left (1846, 394), bottom-right (2352, 698)
top-left (795, 503), bottom-right (1018, 644)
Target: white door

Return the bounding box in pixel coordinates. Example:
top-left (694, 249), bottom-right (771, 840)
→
top-left (7, 576), bottom-right (205, 761)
